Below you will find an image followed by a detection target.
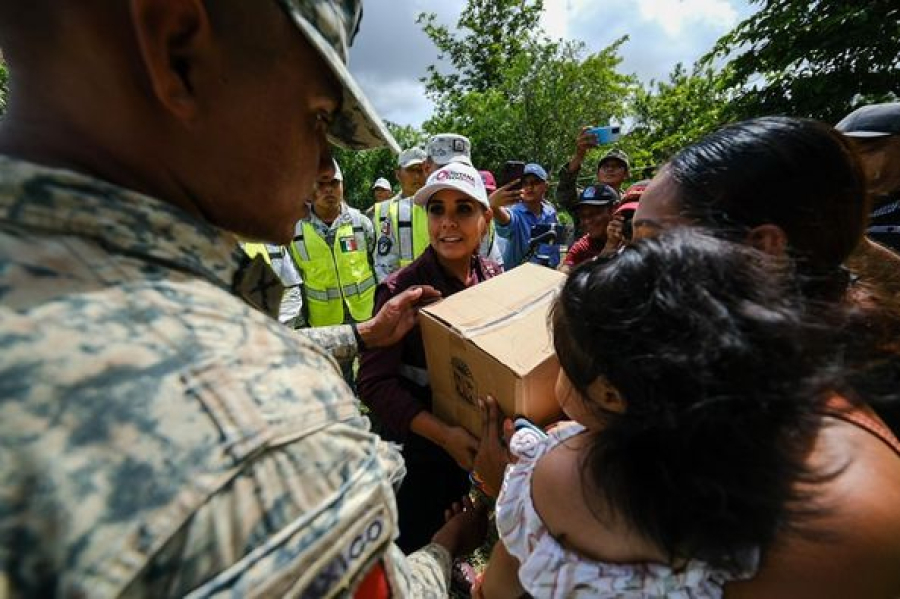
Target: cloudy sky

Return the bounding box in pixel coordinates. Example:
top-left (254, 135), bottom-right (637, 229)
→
top-left (349, 0), bottom-right (757, 128)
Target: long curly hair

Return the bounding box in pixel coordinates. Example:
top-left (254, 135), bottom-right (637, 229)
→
top-left (553, 229), bottom-right (845, 570)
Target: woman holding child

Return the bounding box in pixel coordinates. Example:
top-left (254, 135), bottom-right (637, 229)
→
top-left (475, 117), bottom-right (900, 598)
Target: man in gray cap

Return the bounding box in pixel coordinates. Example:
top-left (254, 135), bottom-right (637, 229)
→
top-left (424, 133), bottom-right (473, 175)
top-left (0, 1), bottom-right (483, 597)
top-left (372, 146), bottom-right (429, 281)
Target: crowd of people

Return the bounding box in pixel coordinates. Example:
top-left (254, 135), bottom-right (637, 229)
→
top-left (1, 1), bottom-right (900, 598)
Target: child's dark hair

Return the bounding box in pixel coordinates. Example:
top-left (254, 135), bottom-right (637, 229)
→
top-left (553, 228), bottom-right (843, 570)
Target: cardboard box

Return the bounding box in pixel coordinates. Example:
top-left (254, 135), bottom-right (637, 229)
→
top-left (419, 263), bottom-right (565, 437)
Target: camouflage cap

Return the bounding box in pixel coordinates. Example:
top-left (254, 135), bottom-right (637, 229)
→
top-left (598, 148), bottom-right (630, 170)
top-left (278, 0), bottom-right (400, 153)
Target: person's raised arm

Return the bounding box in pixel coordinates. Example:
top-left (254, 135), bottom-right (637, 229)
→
top-left (489, 181), bottom-right (522, 227)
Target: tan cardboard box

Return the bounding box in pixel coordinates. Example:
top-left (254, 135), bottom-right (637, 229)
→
top-left (419, 263), bottom-right (565, 437)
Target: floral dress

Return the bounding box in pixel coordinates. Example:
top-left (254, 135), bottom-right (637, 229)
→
top-left (495, 423), bottom-right (758, 598)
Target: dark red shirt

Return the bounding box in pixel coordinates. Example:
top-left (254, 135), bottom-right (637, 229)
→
top-left (564, 234), bottom-right (606, 267)
top-left (357, 246), bottom-right (501, 441)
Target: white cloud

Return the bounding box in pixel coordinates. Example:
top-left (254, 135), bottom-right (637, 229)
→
top-left (635, 0), bottom-right (739, 36)
top-left (348, 0), bottom-right (754, 127)
top-left (353, 74), bottom-right (433, 127)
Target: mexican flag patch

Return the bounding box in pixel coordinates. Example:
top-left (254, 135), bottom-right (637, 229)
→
top-left (339, 236), bottom-right (359, 253)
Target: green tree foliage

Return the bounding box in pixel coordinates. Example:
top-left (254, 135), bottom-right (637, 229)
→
top-left (708, 0), bottom-right (900, 123)
top-left (418, 0), bottom-right (546, 98)
top-left (331, 122), bottom-right (425, 211)
top-left (0, 62), bottom-right (8, 116)
top-left (420, 0), bottom-right (634, 178)
top-left (627, 63), bottom-right (733, 166)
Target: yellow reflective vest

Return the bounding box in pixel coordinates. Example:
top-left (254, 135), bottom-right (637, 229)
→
top-left (388, 199), bottom-right (430, 268)
top-left (372, 199), bottom-right (393, 233)
top-left (241, 242), bottom-right (272, 265)
top-left (289, 214), bottom-right (375, 326)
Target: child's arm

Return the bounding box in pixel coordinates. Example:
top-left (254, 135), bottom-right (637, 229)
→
top-left (478, 539), bottom-right (527, 599)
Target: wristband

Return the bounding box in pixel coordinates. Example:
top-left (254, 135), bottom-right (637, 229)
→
top-left (350, 322), bottom-right (367, 352)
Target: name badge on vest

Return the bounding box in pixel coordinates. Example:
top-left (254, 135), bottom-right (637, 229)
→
top-left (339, 236), bottom-right (360, 253)
top-left (377, 235), bottom-right (392, 256)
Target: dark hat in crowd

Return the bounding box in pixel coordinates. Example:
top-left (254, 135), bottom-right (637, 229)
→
top-left (575, 184), bottom-right (619, 208)
top-left (836, 102), bottom-right (900, 138)
top-left (598, 148), bottom-right (630, 170)
top-left (622, 179), bottom-right (650, 202)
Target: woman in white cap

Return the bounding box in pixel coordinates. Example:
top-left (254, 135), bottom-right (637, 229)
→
top-left (358, 161), bottom-right (500, 558)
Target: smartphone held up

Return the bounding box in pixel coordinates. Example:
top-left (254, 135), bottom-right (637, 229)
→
top-left (586, 125), bottom-right (621, 145)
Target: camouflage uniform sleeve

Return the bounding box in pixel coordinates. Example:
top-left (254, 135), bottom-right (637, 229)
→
top-left (298, 324), bottom-right (358, 366)
top-left (373, 221), bottom-right (401, 284)
top-left (384, 543), bottom-right (452, 597)
top-left (555, 163), bottom-right (580, 212)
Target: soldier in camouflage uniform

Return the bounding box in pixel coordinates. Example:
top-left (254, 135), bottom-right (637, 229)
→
top-left (0, 1), bottom-right (485, 597)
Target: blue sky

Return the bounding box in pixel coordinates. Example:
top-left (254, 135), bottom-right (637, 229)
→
top-left (349, 0), bottom-right (757, 127)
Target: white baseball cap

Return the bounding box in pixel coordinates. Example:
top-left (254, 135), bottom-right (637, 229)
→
top-left (413, 162), bottom-right (489, 209)
top-left (426, 133), bottom-right (473, 167)
top-left (371, 177), bottom-right (392, 191)
top-left (331, 159), bottom-right (344, 182)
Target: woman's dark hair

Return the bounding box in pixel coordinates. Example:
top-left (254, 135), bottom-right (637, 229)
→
top-left (665, 116), bottom-right (900, 434)
top-left (553, 228), bottom-right (843, 570)
top-left (665, 117), bottom-right (868, 299)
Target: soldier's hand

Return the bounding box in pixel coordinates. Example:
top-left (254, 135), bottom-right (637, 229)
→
top-left (357, 285), bottom-right (441, 349)
top-left (489, 181), bottom-right (523, 209)
top-left (441, 426), bottom-right (479, 471)
top-left (575, 125), bottom-right (599, 157)
top-left (472, 395), bottom-right (513, 496)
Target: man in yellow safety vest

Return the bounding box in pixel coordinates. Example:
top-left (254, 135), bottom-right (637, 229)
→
top-left (290, 161), bottom-right (377, 327)
top-left (373, 147), bottom-right (428, 281)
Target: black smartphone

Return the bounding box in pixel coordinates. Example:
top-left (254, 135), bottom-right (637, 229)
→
top-left (498, 161), bottom-right (525, 191)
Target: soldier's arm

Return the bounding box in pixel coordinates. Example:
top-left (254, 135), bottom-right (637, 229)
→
top-left (555, 164), bottom-right (580, 212)
top-left (298, 285), bottom-right (441, 363)
top-left (299, 325), bottom-right (358, 365)
top-left (121, 333), bottom-right (454, 598)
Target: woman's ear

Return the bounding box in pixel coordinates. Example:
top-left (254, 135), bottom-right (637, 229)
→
top-left (746, 224), bottom-right (789, 257)
top-left (587, 377), bottom-right (626, 413)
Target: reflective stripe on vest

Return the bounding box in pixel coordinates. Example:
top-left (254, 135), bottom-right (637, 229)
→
top-left (373, 200), bottom-right (390, 231)
top-left (389, 199), bottom-right (430, 267)
top-left (399, 364), bottom-right (430, 387)
top-left (289, 215), bottom-right (375, 326)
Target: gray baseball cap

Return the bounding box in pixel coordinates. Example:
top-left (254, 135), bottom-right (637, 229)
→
top-left (426, 133), bottom-right (473, 166)
top-left (398, 147), bottom-right (427, 168)
top-left (836, 102), bottom-right (900, 138)
top-left (278, 0), bottom-right (400, 153)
